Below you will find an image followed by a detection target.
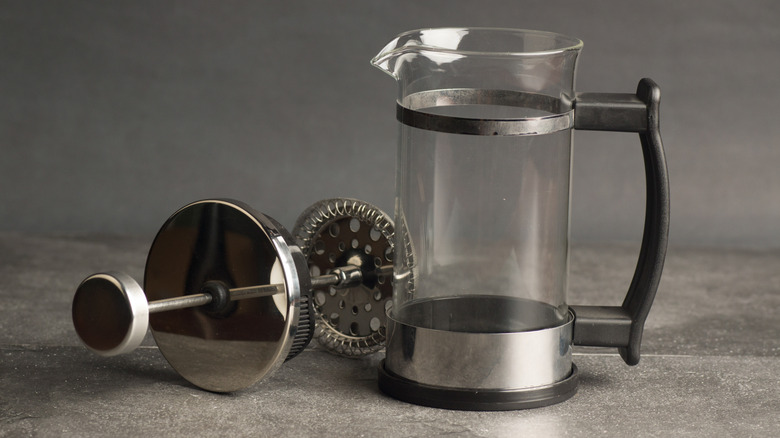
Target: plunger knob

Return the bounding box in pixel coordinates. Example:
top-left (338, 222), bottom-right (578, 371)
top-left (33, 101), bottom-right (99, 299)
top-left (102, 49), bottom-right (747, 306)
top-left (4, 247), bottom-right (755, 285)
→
top-left (72, 272), bottom-right (150, 357)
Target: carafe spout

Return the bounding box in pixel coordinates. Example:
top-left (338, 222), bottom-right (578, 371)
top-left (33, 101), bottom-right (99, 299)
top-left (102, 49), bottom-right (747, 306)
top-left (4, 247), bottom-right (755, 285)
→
top-left (370, 28), bottom-right (471, 79)
top-left (370, 36), bottom-right (413, 79)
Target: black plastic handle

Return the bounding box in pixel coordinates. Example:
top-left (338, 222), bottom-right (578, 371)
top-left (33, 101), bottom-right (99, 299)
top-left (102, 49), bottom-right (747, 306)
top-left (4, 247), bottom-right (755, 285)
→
top-left (570, 78), bottom-right (670, 365)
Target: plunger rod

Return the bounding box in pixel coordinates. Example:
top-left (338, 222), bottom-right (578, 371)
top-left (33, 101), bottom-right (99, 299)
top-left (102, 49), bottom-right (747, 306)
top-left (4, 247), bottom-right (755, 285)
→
top-left (72, 264), bottom-right (394, 357)
top-left (144, 264), bottom-right (392, 314)
top-left (147, 293), bottom-right (213, 314)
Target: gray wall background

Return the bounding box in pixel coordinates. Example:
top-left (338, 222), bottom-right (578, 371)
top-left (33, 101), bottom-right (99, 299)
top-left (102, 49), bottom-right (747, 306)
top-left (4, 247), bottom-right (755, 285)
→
top-left (1, 1), bottom-right (778, 248)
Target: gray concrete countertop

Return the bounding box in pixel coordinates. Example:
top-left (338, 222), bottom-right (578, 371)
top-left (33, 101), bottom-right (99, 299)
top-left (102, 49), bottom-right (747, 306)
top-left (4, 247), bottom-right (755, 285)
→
top-left (1, 233), bottom-right (779, 436)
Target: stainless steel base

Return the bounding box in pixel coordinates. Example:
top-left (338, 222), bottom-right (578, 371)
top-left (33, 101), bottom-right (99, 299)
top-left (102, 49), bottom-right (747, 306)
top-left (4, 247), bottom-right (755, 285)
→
top-left (381, 296), bottom-right (577, 409)
top-left (379, 361), bottom-right (577, 411)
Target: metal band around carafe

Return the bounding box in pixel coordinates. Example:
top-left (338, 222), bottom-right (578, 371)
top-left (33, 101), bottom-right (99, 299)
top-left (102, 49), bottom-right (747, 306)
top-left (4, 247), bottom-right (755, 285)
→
top-left (384, 309), bottom-right (574, 390)
top-left (397, 89), bottom-right (574, 136)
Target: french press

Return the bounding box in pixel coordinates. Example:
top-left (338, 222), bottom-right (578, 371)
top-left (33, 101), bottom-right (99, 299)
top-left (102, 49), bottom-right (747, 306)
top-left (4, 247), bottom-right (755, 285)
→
top-left (71, 27), bottom-right (668, 410)
top-left (372, 28), bottom-right (669, 410)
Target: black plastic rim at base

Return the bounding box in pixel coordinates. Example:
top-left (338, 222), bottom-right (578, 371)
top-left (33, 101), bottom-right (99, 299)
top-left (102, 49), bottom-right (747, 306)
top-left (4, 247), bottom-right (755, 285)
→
top-left (378, 360), bottom-right (578, 411)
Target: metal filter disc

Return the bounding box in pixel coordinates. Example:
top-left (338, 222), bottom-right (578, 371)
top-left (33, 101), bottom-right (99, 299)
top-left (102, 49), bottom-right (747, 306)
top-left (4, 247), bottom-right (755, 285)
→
top-left (144, 199), bottom-right (311, 392)
top-left (293, 199), bottom-right (394, 357)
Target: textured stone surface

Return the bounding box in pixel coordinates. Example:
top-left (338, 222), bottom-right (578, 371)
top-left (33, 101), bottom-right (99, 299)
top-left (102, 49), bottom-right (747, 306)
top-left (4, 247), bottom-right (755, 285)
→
top-left (1, 234), bottom-right (779, 436)
top-left (2, 348), bottom-right (779, 437)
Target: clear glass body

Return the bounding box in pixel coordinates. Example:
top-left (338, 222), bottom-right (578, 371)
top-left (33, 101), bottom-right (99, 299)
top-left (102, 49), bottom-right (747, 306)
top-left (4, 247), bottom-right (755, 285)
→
top-left (373, 28), bottom-right (582, 332)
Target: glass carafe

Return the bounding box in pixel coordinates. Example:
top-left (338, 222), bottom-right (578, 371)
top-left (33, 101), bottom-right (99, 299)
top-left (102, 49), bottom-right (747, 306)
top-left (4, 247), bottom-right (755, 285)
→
top-left (372, 28), bottom-right (669, 410)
